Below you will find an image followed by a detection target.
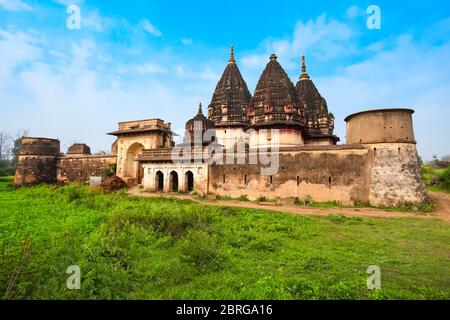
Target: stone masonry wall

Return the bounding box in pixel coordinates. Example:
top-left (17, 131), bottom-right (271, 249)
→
top-left (57, 155), bottom-right (117, 184)
top-left (367, 143), bottom-right (427, 205)
top-left (14, 137), bottom-right (60, 186)
top-left (209, 146), bottom-right (372, 204)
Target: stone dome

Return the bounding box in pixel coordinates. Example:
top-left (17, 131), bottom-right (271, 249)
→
top-left (184, 103), bottom-right (216, 145)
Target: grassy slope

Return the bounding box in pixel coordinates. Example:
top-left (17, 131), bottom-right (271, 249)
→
top-left (0, 176), bottom-right (449, 300)
top-left (421, 166), bottom-right (450, 193)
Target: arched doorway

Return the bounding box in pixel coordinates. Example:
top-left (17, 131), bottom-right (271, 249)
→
top-left (124, 143), bottom-right (144, 180)
top-left (170, 171), bottom-right (179, 192)
top-left (155, 171), bottom-right (164, 191)
top-left (185, 171), bottom-right (194, 192)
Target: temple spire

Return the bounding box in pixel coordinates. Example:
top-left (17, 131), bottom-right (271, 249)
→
top-left (229, 45), bottom-right (236, 63)
top-left (300, 54), bottom-right (310, 80)
top-left (198, 102), bottom-right (203, 114)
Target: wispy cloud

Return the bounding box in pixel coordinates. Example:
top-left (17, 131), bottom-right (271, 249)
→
top-left (241, 14), bottom-right (357, 69)
top-left (181, 38), bottom-right (193, 45)
top-left (136, 63), bottom-right (169, 75)
top-left (0, 0), bottom-right (32, 12)
top-left (140, 19), bottom-right (162, 37)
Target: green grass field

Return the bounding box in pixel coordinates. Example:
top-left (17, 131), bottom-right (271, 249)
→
top-left (0, 176), bottom-right (449, 300)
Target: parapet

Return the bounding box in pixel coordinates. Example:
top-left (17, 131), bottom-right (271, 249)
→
top-left (18, 137), bottom-right (61, 156)
top-left (345, 108), bottom-right (416, 145)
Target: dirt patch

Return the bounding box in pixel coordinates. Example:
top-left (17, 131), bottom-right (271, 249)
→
top-left (428, 192), bottom-right (450, 222)
top-left (129, 188), bottom-right (450, 222)
top-left (98, 176), bottom-right (128, 193)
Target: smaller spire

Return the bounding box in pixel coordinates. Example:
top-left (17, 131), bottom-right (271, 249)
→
top-left (300, 54), bottom-right (310, 80)
top-left (229, 45), bottom-right (236, 63)
top-left (198, 102), bottom-right (203, 114)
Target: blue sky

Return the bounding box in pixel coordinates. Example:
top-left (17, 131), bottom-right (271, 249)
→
top-left (0, 0), bottom-right (449, 159)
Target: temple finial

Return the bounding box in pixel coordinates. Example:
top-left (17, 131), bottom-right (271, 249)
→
top-left (229, 45), bottom-right (236, 63)
top-left (198, 102), bottom-right (203, 114)
top-left (300, 54), bottom-right (310, 80)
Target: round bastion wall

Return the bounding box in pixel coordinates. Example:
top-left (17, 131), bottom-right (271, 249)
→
top-left (345, 109), bottom-right (416, 145)
top-left (14, 137), bottom-right (61, 186)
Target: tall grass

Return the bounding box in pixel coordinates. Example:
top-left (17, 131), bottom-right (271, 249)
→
top-left (0, 177), bottom-right (449, 300)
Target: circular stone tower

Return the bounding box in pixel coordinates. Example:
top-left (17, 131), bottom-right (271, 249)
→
top-left (14, 137), bottom-right (60, 186)
top-left (345, 109), bottom-right (426, 206)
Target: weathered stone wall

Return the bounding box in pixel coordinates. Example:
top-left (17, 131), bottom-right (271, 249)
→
top-left (367, 143), bottom-right (426, 205)
top-left (57, 155), bottom-right (117, 184)
top-left (345, 108), bottom-right (427, 206)
top-left (208, 146), bottom-right (371, 204)
top-left (14, 137), bottom-right (60, 186)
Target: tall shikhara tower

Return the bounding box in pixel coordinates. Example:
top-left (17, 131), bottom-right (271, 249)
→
top-left (295, 55), bottom-right (339, 145)
top-left (208, 46), bottom-right (252, 149)
top-left (248, 54), bottom-right (305, 148)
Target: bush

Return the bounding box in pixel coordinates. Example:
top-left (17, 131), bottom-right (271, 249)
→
top-left (99, 164), bottom-right (117, 178)
top-left (440, 167), bottom-right (450, 191)
top-left (422, 165), bottom-right (450, 193)
top-left (0, 160), bottom-right (15, 176)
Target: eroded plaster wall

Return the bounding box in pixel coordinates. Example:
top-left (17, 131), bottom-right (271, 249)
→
top-left (209, 146), bottom-right (371, 204)
top-left (57, 155), bottom-right (117, 184)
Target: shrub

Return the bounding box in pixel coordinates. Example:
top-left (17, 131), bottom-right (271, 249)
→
top-left (238, 195), bottom-right (249, 201)
top-left (99, 164), bottom-right (117, 178)
top-left (303, 195), bottom-right (313, 206)
top-left (439, 167), bottom-right (450, 192)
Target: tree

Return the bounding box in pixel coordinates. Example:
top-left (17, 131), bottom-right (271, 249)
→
top-left (11, 129), bottom-right (30, 165)
top-left (0, 132), bottom-right (11, 161)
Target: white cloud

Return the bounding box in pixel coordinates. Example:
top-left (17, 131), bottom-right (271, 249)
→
top-left (82, 10), bottom-right (115, 32)
top-left (0, 0), bottom-right (31, 11)
top-left (241, 54), bottom-right (268, 68)
top-left (136, 63), bottom-right (169, 75)
top-left (0, 27), bottom-right (214, 154)
top-left (241, 14), bottom-right (357, 69)
top-left (53, 0), bottom-right (83, 6)
top-left (0, 29), bottom-right (41, 85)
top-left (181, 38), bottom-right (193, 45)
top-left (317, 35), bottom-right (450, 159)
top-left (346, 6), bottom-right (360, 19)
top-left (140, 19), bottom-right (162, 37)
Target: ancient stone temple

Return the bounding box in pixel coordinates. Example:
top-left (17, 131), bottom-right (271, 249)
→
top-left (295, 56), bottom-right (339, 145)
top-left (248, 53), bottom-right (305, 148)
top-left (208, 46), bottom-right (252, 149)
top-left (14, 47), bottom-right (427, 206)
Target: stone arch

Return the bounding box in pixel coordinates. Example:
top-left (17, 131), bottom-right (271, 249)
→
top-left (155, 171), bottom-right (164, 191)
top-left (185, 170), bottom-right (194, 192)
top-left (124, 142), bottom-right (144, 180)
top-left (169, 171), bottom-right (179, 192)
